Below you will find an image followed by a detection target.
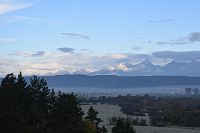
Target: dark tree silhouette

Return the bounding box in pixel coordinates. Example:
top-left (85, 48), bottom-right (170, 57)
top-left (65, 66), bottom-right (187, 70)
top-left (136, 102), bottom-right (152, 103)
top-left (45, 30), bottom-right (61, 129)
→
top-left (0, 73), bottom-right (30, 133)
top-left (85, 106), bottom-right (101, 124)
top-left (85, 106), bottom-right (106, 133)
top-left (0, 73), bottom-right (94, 133)
top-left (100, 125), bottom-right (108, 133)
top-left (112, 118), bottom-right (136, 133)
top-left (51, 92), bottom-right (84, 133)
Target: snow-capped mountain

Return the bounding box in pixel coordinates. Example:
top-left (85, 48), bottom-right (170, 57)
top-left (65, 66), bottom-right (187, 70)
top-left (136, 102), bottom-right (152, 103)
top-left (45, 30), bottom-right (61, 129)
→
top-left (92, 60), bottom-right (200, 76)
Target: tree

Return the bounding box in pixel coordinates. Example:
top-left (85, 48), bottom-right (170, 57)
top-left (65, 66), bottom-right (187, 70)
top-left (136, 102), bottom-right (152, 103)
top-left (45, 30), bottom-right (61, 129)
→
top-left (85, 106), bottom-right (104, 133)
top-left (0, 73), bottom-right (30, 133)
top-left (100, 125), bottom-right (108, 133)
top-left (0, 73), bottom-right (107, 133)
top-left (82, 120), bottom-right (96, 133)
top-left (28, 75), bottom-right (52, 133)
top-left (51, 92), bottom-right (84, 133)
top-left (112, 118), bottom-right (135, 133)
top-left (85, 106), bottom-right (102, 125)
top-left (109, 116), bottom-right (118, 125)
top-left (140, 119), bottom-right (147, 126)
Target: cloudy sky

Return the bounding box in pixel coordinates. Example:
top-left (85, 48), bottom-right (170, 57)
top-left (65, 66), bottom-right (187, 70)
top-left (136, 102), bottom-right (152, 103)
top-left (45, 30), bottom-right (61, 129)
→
top-left (1, 0), bottom-right (200, 76)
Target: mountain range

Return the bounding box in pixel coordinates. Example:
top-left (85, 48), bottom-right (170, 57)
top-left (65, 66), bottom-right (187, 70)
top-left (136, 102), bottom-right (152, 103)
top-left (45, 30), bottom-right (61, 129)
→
top-left (39, 74), bottom-right (200, 89)
top-left (1, 60), bottom-right (200, 89)
top-left (92, 60), bottom-right (200, 77)
top-left (37, 60), bottom-right (200, 89)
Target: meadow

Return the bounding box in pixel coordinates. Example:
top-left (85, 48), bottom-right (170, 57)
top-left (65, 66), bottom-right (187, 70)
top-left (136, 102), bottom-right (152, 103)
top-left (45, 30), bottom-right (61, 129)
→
top-left (82, 103), bottom-right (200, 133)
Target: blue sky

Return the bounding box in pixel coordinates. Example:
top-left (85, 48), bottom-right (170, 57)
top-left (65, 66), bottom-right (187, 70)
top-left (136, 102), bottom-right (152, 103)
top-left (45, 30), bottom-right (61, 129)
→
top-left (0, 0), bottom-right (200, 75)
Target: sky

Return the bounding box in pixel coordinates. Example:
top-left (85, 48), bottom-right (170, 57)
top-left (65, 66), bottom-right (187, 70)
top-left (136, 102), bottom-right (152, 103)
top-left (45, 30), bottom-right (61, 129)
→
top-left (0, 0), bottom-right (200, 76)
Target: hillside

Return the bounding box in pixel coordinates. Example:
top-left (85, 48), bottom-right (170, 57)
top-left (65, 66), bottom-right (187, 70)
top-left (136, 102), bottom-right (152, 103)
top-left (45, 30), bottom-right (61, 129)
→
top-left (35, 74), bottom-right (200, 88)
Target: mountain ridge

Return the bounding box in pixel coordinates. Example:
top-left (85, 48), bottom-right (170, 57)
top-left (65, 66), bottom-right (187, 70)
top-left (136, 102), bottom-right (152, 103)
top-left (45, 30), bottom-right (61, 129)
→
top-left (37, 74), bottom-right (200, 89)
top-left (1, 74), bottom-right (200, 89)
top-left (92, 60), bottom-right (200, 76)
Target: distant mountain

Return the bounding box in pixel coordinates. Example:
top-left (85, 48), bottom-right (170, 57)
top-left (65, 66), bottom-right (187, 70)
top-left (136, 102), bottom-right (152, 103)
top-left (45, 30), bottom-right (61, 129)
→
top-left (18, 60), bottom-right (200, 89)
top-left (37, 74), bottom-right (200, 88)
top-left (91, 60), bottom-right (161, 76)
top-left (93, 60), bottom-right (200, 76)
top-left (1, 61), bottom-right (200, 89)
top-left (162, 61), bottom-right (200, 76)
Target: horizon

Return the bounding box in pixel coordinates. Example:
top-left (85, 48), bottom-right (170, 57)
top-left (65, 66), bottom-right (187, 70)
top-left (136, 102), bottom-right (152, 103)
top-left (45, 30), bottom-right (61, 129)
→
top-left (1, 0), bottom-right (200, 76)
top-left (1, 1), bottom-right (200, 132)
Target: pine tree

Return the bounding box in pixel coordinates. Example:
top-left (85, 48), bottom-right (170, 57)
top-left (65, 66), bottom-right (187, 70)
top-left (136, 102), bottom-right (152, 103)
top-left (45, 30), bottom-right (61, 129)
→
top-left (51, 92), bottom-right (84, 133)
top-left (85, 106), bottom-right (104, 133)
top-left (85, 106), bottom-right (102, 125)
top-left (112, 118), bottom-right (136, 133)
top-left (29, 75), bottom-right (51, 133)
top-left (0, 73), bottom-right (29, 133)
top-left (101, 125), bottom-right (108, 133)
top-left (0, 73), bottom-right (90, 133)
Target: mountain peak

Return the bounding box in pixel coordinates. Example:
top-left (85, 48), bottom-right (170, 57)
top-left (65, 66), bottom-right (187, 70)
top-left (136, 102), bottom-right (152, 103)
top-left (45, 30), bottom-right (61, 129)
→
top-left (137, 59), bottom-right (154, 67)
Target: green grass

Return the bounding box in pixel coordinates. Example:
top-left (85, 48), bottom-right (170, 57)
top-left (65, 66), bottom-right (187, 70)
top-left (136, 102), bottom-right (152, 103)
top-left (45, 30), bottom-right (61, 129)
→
top-left (82, 103), bottom-right (200, 133)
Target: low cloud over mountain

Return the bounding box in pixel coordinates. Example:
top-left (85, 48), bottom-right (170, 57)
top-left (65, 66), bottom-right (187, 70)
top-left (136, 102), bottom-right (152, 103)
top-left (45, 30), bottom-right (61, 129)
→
top-left (1, 50), bottom-right (200, 77)
top-left (93, 59), bottom-right (200, 77)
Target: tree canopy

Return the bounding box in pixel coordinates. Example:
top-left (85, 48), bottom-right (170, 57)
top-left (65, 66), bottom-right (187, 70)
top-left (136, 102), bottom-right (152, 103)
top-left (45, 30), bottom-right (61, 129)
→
top-left (0, 73), bottom-right (103, 133)
top-left (112, 118), bottom-right (135, 133)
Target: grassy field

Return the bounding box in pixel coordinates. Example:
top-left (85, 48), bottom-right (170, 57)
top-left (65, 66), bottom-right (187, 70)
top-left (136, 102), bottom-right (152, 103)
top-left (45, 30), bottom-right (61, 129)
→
top-left (82, 103), bottom-right (200, 133)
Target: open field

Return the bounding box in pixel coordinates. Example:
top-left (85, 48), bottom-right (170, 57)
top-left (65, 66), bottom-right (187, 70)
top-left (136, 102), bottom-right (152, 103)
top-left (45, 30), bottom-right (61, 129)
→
top-left (82, 103), bottom-right (200, 133)
top-left (134, 126), bottom-right (200, 133)
top-left (57, 85), bottom-right (200, 97)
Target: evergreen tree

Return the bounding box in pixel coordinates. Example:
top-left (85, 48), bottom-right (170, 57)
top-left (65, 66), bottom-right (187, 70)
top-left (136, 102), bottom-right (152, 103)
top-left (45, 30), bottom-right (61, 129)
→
top-left (112, 118), bottom-right (136, 133)
top-left (0, 73), bottom-right (103, 133)
top-left (28, 75), bottom-right (52, 133)
top-left (51, 92), bottom-right (84, 133)
top-left (85, 106), bottom-right (104, 133)
top-left (85, 106), bottom-right (102, 126)
top-left (0, 73), bottom-right (29, 133)
top-left (101, 125), bottom-right (108, 133)
top-left (82, 120), bottom-right (96, 133)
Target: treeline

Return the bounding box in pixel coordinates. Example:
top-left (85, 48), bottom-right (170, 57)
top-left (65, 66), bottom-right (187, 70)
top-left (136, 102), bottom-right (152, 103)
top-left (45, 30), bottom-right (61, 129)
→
top-left (0, 73), bottom-right (137, 133)
top-left (0, 73), bottom-right (86, 133)
top-left (109, 117), bottom-right (147, 126)
top-left (149, 97), bottom-right (200, 127)
top-left (0, 73), bottom-right (104, 133)
top-left (81, 94), bottom-right (200, 127)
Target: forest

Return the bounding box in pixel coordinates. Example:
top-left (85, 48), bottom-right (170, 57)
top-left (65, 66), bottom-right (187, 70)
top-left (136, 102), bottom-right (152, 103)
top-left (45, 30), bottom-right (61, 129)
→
top-left (81, 94), bottom-right (200, 127)
top-left (0, 73), bottom-right (135, 133)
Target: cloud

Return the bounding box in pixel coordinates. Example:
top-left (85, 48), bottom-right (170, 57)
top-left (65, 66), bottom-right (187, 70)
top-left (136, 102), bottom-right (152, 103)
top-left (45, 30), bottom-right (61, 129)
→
top-left (58, 47), bottom-right (74, 53)
top-left (148, 19), bottom-right (173, 24)
top-left (189, 32), bottom-right (200, 42)
top-left (132, 46), bottom-right (142, 51)
top-left (61, 33), bottom-right (90, 40)
top-left (3, 50), bottom-right (200, 76)
top-left (0, 15), bottom-right (34, 23)
top-left (81, 49), bottom-right (91, 51)
top-left (156, 39), bottom-right (189, 45)
top-left (3, 51), bottom-right (148, 75)
top-left (110, 54), bottom-right (128, 59)
top-left (0, 55), bottom-right (21, 76)
top-left (0, 37), bottom-right (15, 42)
top-left (0, 2), bottom-right (32, 15)
top-left (31, 51), bottom-right (46, 57)
top-left (155, 32), bottom-right (200, 45)
top-left (12, 51), bottom-right (46, 57)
